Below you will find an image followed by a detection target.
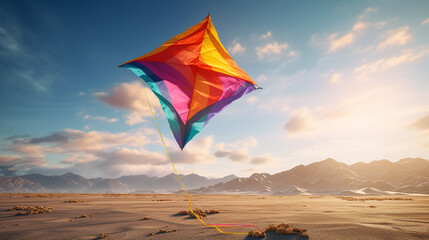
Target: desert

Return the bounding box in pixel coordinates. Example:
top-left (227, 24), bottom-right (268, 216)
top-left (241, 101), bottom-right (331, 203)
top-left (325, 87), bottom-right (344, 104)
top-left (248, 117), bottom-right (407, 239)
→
top-left (1, 1), bottom-right (429, 240)
top-left (1, 193), bottom-right (428, 239)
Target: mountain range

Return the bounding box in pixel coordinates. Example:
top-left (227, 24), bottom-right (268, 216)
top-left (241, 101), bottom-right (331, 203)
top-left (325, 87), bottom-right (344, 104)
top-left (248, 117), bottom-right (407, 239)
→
top-left (190, 158), bottom-right (429, 195)
top-left (1, 158), bottom-right (428, 195)
top-left (0, 172), bottom-right (236, 193)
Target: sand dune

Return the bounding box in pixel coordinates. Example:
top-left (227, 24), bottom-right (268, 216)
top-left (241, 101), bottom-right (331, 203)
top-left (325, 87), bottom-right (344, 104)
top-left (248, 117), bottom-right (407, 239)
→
top-left (0, 193), bottom-right (428, 239)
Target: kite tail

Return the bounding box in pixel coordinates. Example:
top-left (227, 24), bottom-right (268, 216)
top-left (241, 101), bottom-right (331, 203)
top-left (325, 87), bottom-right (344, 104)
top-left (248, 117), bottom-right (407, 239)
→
top-left (142, 82), bottom-right (260, 235)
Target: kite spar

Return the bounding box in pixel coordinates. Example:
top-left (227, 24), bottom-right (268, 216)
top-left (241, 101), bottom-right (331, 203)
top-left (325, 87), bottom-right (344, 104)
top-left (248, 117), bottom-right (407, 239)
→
top-left (120, 13), bottom-right (261, 235)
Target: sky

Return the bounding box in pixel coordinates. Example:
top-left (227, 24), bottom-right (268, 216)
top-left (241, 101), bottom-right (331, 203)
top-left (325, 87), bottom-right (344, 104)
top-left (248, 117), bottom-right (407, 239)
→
top-left (1, 0), bottom-right (428, 179)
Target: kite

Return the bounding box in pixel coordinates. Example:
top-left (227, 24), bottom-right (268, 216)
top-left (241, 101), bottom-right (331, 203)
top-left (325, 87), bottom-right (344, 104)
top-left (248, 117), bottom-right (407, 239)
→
top-left (119, 14), bottom-right (261, 235)
top-left (119, 13), bottom-right (260, 150)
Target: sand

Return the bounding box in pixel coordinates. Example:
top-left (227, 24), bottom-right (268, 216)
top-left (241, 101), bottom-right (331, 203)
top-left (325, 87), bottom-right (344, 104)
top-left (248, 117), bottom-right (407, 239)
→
top-left (0, 193), bottom-right (428, 239)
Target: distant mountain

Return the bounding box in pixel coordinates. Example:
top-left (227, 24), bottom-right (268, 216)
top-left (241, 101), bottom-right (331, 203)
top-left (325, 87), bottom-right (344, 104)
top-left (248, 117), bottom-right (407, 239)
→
top-left (2, 158), bottom-right (428, 195)
top-left (0, 172), bottom-right (237, 194)
top-left (189, 158), bottom-right (429, 195)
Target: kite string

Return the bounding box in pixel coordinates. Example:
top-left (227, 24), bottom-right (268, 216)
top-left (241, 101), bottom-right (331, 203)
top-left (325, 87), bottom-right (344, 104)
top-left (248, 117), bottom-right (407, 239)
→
top-left (142, 83), bottom-right (260, 235)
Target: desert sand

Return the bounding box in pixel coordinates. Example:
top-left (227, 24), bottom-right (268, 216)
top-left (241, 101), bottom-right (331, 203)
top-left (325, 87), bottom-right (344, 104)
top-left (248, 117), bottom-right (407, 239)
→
top-left (0, 193), bottom-right (428, 239)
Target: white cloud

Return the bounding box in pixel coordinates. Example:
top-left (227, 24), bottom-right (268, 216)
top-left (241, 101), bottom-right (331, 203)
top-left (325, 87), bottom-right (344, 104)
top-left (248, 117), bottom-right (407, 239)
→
top-left (328, 32), bottom-right (356, 52)
top-left (246, 96), bottom-right (258, 104)
top-left (0, 155), bottom-right (21, 164)
top-left (2, 128), bottom-right (163, 177)
top-left (69, 148), bottom-right (169, 178)
top-left (422, 18), bottom-right (429, 25)
top-left (280, 82), bottom-right (429, 163)
top-left (354, 20), bottom-right (386, 32)
top-left (288, 51), bottom-right (297, 57)
top-left (0, 155), bottom-right (46, 176)
top-left (260, 31), bottom-right (272, 40)
top-left (365, 7), bottom-right (378, 13)
top-left (61, 153), bottom-right (97, 164)
top-left (228, 41), bottom-right (245, 55)
top-left (9, 143), bottom-right (45, 158)
top-left (250, 154), bottom-right (277, 164)
top-left (58, 129), bottom-right (151, 152)
top-left (283, 83), bottom-right (419, 145)
top-left (258, 97), bottom-right (290, 112)
top-left (170, 136), bottom-right (216, 164)
top-left (95, 81), bottom-right (161, 115)
top-left (377, 26), bottom-right (411, 50)
top-left (354, 48), bottom-right (428, 80)
top-left (214, 149), bottom-right (248, 162)
top-left (97, 148), bottom-right (168, 166)
top-left (410, 115), bottom-right (429, 132)
top-left (125, 111), bottom-right (146, 125)
top-left (83, 114), bottom-right (118, 123)
top-left (352, 21), bottom-right (368, 31)
top-left (13, 128), bottom-right (153, 154)
top-left (1, 129), bottom-right (277, 177)
top-left (359, 8), bottom-right (378, 18)
top-left (214, 137), bottom-right (258, 162)
top-left (330, 72), bottom-right (343, 84)
top-left (284, 107), bottom-right (315, 135)
top-left (316, 8), bottom-right (383, 53)
top-left (356, 8), bottom-right (379, 22)
top-left (256, 42), bottom-right (289, 59)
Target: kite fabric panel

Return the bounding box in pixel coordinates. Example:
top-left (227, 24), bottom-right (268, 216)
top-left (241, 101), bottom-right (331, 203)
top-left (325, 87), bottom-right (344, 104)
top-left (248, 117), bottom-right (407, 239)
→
top-left (120, 14), bottom-right (259, 149)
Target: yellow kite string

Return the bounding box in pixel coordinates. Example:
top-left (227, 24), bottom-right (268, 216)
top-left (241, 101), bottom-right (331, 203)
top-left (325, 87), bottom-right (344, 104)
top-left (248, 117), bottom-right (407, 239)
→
top-left (142, 83), bottom-right (256, 235)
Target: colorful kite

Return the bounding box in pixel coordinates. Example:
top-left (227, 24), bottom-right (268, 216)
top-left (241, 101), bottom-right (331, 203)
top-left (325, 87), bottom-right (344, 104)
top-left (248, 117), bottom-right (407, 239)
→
top-left (120, 14), bottom-right (259, 149)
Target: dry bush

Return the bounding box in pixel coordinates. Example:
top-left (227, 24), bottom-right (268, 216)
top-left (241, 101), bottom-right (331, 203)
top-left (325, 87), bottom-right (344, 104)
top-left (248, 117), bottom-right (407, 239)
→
top-left (336, 196), bottom-right (366, 202)
top-left (265, 224), bottom-right (277, 232)
top-left (153, 199), bottom-right (173, 202)
top-left (301, 232), bottom-right (309, 237)
top-left (176, 210), bottom-right (189, 215)
top-left (95, 233), bottom-right (108, 239)
top-left (275, 227), bottom-right (294, 235)
top-left (191, 209), bottom-right (207, 218)
top-left (75, 214), bottom-right (93, 218)
top-left (176, 209), bottom-right (219, 218)
top-left (393, 197), bottom-right (413, 201)
top-left (22, 193), bottom-right (65, 198)
top-left (142, 217), bottom-right (150, 220)
top-left (248, 230), bottom-right (266, 238)
top-left (149, 228), bottom-right (176, 235)
top-left (158, 229), bottom-right (176, 233)
top-left (263, 223), bottom-right (308, 238)
top-left (277, 223), bottom-right (289, 229)
top-left (64, 200), bottom-right (87, 203)
top-left (8, 206), bottom-right (52, 215)
top-left (148, 228), bottom-right (176, 236)
top-left (292, 227), bottom-right (306, 233)
top-left (369, 205), bottom-right (376, 208)
top-left (103, 194), bottom-right (127, 198)
top-left (8, 206), bottom-right (28, 211)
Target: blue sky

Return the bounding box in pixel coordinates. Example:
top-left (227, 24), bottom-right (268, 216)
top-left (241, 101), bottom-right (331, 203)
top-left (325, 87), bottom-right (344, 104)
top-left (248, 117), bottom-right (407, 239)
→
top-left (1, 0), bottom-right (428, 178)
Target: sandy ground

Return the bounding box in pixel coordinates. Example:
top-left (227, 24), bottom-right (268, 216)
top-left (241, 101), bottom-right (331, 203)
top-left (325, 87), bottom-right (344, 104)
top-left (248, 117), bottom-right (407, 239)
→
top-left (0, 193), bottom-right (428, 240)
